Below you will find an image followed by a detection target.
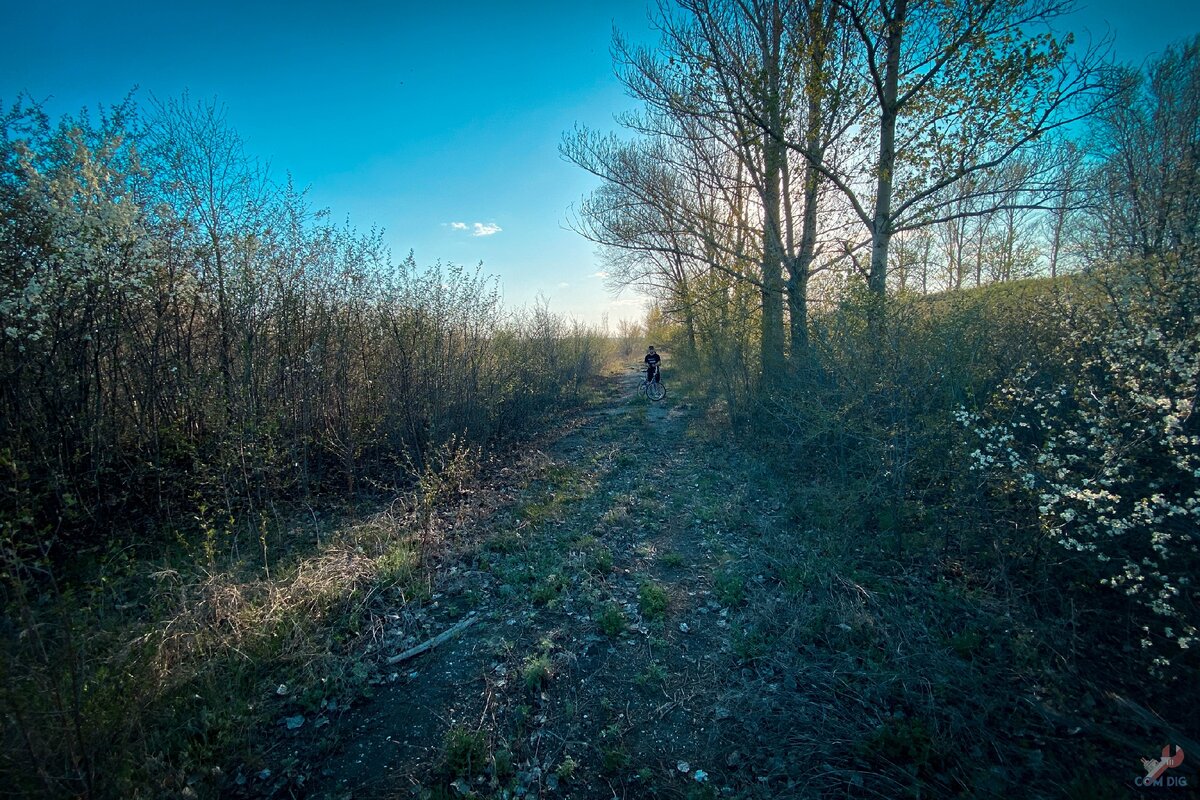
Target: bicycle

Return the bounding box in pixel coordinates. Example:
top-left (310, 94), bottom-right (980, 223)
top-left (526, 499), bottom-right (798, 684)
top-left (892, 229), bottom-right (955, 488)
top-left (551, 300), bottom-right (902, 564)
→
top-left (638, 369), bottom-right (666, 401)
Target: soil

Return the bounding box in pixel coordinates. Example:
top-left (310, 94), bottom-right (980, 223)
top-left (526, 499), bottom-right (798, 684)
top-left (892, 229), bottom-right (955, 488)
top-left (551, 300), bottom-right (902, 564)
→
top-left (296, 364), bottom-right (769, 799)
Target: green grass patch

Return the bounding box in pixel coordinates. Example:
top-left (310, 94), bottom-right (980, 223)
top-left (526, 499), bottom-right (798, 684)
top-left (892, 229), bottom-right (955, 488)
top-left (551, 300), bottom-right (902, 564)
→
top-left (637, 581), bottom-right (669, 620)
top-left (376, 540), bottom-right (418, 581)
top-left (512, 464), bottom-right (595, 528)
top-left (493, 748), bottom-right (515, 779)
top-left (531, 573), bottom-right (568, 606)
top-left (555, 755), bottom-right (578, 781)
top-left (635, 661), bottom-right (668, 688)
top-left (713, 568), bottom-right (746, 606)
top-left (601, 743), bottom-right (630, 773)
top-left (600, 503), bottom-right (630, 525)
top-left (514, 498), bottom-right (559, 527)
top-left (486, 531), bottom-right (522, 553)
top-left (731, 623), bottom-right (769, 662)
top-left (522, 654), bottom-right (554, 691)
top-left (586, 545), bottom-right (614, 574)
top-left (658, 550), bottom-right (685, 568)
top-left (443, 725), bottom-right (489, 778)
top-left (949, 627), bottom-right (985, 660)
top-left (861, 716), bottom-right (941, 776)
top-left (777, 563), bottom-right (815, 596)
top-left (596, 603), bottom-right (626, 637)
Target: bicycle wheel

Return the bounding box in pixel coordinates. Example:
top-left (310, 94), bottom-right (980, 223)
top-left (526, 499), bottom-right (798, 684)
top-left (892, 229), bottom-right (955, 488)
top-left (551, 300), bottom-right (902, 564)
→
top-left (647, 380), bottom-right (666, 401)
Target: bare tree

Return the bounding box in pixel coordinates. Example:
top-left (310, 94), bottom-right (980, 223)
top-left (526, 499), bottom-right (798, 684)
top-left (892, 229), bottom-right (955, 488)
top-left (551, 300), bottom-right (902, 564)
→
top-left (562, 131), bottom-right (753, 357)
top-left (1088, 35), bottom-right (1200, 261)
top-left (809, 0), bottom-right (1111, 304)
top-left (665, 0), bottom-right (859, 360)
top-left (146, 94), bottom-right (271, 419)
top-left (1043, 140), bottom-right (1085, 277)
top-left (566, 0), bottom-right (860, 378)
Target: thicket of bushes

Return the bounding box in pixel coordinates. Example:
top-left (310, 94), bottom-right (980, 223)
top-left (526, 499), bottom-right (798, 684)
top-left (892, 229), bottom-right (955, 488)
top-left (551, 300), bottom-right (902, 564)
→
top-left (0, 95), bottom-right (606, 796)
top-left (966, 258), bottom-right (1199, 664)
top-left (749, 256), bottom-right (1198, 680)
top-left (666, 259), bottom-right (1196, 793)
top-left (0, 96), bottom-right (603, 558)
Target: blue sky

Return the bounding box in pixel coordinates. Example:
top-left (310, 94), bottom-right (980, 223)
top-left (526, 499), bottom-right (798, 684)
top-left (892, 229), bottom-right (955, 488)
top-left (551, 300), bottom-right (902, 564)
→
top-left (2, 0), bottom-right (1197, 325)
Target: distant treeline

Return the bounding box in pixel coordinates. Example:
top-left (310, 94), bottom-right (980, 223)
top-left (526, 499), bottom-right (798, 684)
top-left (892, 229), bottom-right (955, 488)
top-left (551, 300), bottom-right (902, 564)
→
top-left (0, 94), bottom-right (605, 557)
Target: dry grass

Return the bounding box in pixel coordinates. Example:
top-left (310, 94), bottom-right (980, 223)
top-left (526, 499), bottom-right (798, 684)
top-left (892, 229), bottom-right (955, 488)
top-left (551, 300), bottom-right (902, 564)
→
top-left (0, 440), bottom-right (511, 798)
top-left (141, 540), bottom-right (380, 682)
top-left (0, 392), bottom-right (623, 798)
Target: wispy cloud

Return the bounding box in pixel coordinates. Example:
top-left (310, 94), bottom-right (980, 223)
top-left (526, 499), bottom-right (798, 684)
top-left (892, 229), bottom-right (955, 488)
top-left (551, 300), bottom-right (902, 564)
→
top-left (447, 221), bottom-right (502, 237)
top-left (557, 282), bottom-right (570, 288)
top-left (591, 270), bottom-right (609, 279)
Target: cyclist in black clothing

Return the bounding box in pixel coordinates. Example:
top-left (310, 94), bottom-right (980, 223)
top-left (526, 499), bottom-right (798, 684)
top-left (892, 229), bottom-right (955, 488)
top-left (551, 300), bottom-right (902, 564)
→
top-left (644, 346), bottom-right (662, 384)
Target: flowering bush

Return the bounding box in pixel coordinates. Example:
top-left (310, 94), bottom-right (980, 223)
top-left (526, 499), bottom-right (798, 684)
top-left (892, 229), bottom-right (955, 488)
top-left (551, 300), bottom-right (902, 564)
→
top-left (962, 259), bottom-right (1199, 661)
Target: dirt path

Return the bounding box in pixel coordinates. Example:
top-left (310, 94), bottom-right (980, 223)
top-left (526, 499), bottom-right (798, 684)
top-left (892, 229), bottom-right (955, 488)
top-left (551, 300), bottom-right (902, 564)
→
top-left (297, 365), bottom-right (784, 800)
top-left (258, 359), bottom-right (1170, 800)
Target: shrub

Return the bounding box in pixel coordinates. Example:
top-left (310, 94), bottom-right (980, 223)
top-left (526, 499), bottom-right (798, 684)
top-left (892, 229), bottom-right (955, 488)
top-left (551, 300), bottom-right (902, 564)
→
top-left (586, 545), bottom-right (614, 574)
top-left (713, 569), bottom-right (746, 606)
top-left (964, 258), bottom-right (1200, 665)
top-left (0, 94), bottom-right (609, 798)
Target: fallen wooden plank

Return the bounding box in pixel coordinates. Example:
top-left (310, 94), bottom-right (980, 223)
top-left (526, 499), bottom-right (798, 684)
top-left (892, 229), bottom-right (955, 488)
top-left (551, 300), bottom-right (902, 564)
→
top-left (386, 614), bottom-right (479, 665)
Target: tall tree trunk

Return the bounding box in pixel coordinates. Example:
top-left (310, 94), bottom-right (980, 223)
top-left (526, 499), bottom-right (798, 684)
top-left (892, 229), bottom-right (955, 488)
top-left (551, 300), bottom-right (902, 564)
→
top-left (759, 7), bottom-right (787, 384)
top-left (790, 150), bottom-right (822, 356)
top-left (1049, 207), bottom-right (1063, 278)
top-left (974, 238), bottom-right (984, 287)
top-left (786, 258), bottom-right (808, 354)
top-left (676, 265), bottom-right (699, 358)
top-left (868, 0), bottom-right (907, 304)
top-left (920, 234), bottom-right (930, 294)
top-left (211, 235), bottom-right (236, 421)
top-left (761, 141), bottom-right (786, 383)
top-left (1049, 166), bottom-right (1073, 278)
top-left (788, 0), bottom-right (833, 357)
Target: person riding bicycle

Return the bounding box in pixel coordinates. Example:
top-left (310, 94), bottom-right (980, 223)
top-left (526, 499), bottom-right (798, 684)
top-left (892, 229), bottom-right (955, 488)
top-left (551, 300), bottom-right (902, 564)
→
top-left (644, 345), bottom-right (662, 385)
